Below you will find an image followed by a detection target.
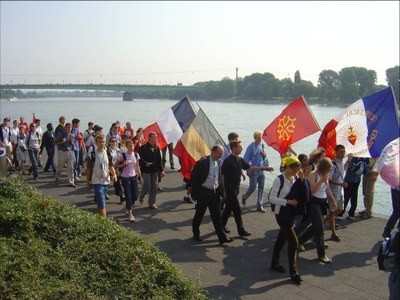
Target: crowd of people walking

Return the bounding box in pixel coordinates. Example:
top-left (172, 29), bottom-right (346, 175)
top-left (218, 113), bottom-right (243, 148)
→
top-left (1, 115), bottom-right (398, 287)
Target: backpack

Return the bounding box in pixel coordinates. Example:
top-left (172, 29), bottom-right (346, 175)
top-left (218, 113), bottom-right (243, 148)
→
top-left (351, 159), bottom-right (367, 176)
top-left (87, 146), bottom-right (113, 169)
top-left (377, 229), bottom-right (399, 272)
top-left (268, 174), bottom-right (284, 212)
top-left (118, 152), bottom-right (128, 172)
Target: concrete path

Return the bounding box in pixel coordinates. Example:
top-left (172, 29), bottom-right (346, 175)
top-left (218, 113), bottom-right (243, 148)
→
top-left (26, 169), bottom-right (390, 300)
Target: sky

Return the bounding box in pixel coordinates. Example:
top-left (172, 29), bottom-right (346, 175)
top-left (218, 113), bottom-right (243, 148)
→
top-left (1, 1), bottom-right (399, 86)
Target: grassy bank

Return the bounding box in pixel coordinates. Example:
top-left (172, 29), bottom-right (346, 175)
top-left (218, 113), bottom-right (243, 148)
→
top-left (0, 176), bottom-right (207, 300)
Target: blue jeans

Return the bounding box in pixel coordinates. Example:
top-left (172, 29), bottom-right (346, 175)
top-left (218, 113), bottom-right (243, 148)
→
top-left (121, 176), bottom-right (139, 210)
top-left (242, 172), bottom-right (265, 208)
top-left (94, 184), bottom-right (109, 209)
top-left (28, 149), bottom-right (39, 179)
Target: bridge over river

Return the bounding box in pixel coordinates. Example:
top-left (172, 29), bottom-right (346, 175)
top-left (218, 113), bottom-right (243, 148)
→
top-left (0, 83), bottom-right (201, 100)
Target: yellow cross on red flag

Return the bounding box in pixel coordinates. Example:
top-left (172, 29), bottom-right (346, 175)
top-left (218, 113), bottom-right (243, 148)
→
top-left (262, 97), bottom-right (320, 156)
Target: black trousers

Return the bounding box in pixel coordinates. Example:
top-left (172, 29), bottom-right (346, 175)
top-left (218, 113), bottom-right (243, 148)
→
top-left (344, 182), bottom-right (361, 217)
top-left (384, 188), bottom-right (400, 233)
top-left (221, 187), bottom-right (245, 235)
top-left (192, 187), bottom-right (227, 242)
top-left (44, 146), bottom-right (56, 172)
top-left (271, 215), bottom-right (298, 275)
top-left (298, 200), bottom-right (326, 258)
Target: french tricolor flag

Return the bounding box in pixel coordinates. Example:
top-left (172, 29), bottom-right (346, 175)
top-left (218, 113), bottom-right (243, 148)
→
top-left (318, 87), bottom-right (399, 158)
top-left (377, 138), bottom-right (399, 190)
top-left (173, 108), bottom-right (225, 180)
top-left (142, 97), bottom-right (197, 149)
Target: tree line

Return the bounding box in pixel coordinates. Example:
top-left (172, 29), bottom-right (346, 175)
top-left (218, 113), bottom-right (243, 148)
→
top-left (190, 66), bottom-right (399, 104)
top-left (2, 66), bottom-right (398, 103)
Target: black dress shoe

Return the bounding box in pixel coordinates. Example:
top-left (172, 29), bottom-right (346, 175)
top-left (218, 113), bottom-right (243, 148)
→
top-left (219, 237), bottom-right (233, 245)
top-left (192, 235), bottom-right (202, 242)
top-left (271, 264), bottom-right (286, 273)
top-left (290, 273), bottom-right (303, 284)
top-left (223, 227), bottom-right (231, 233)
top-left (239, 231), bottom-right (252, 237)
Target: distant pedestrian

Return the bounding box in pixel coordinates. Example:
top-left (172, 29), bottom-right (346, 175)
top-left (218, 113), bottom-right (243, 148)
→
top-left (40, 123), bottom-right (56, 173)
top-left (360, 157), bottom-right (379, 219)
top-left (16, 125), bottom-right (28, 174)
top-left (86, 133), bottom-right (116, 218)
top-left (241, 131), bottom-right (273, 213)
top-left (162, 142), bottom-right (175, 169)
top-left (325, 144), bottom-right (348, 242)
top-left (26, 122), bottom-right (41, 180)
top-left (115, 139), bottom-right (143, 222)
top-left (138, 132), bottom-right (164, 209)
top-left (342, 156), bottom-right (369, 221)
top-left (54, 122), bottom-right (75, 187)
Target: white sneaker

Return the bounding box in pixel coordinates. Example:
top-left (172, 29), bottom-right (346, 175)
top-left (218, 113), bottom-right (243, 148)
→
top-left (128, 214), bottom-right (135, 222)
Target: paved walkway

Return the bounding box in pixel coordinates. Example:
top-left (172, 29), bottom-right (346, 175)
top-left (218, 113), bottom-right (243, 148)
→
top-left (26, 170), bottom-right (390, 300)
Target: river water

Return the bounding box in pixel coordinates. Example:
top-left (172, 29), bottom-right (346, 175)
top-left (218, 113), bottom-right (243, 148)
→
top-left (0, 97), bottom-right (393, 216)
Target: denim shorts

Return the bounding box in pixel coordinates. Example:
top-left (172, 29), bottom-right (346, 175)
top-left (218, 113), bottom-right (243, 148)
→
top-left (94, 184), bottom-right (109, 209)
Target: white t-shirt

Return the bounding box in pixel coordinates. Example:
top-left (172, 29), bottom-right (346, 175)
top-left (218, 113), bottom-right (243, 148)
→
top-left (91, 149), bottom-right (111, 185)
top-left (83, 129), bottom-right (94, 146)
top-left (26, 131), bottom-right (40, 151)
top-left (10, 127), bottom-right (18, 144)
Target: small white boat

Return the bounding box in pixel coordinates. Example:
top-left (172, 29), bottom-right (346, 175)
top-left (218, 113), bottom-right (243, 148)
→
top-left (8, 97), bottom-right (17, 102)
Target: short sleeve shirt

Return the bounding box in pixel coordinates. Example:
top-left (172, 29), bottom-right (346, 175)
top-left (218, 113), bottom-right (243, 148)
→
top-left (222, 154), bottom-right (250, 189)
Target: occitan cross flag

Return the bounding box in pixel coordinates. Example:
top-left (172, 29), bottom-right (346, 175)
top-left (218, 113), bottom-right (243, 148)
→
top-left (262, 97), bottom-right (320, 156)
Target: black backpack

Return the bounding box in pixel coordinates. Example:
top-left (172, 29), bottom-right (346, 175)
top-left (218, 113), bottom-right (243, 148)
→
top-left (377, 229), bottom-right (399, 272)
top-left (268, 174), bottom-right (284, 212)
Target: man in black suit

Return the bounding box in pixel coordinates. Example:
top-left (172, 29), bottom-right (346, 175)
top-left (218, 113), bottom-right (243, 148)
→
top-left (40, 123), bottom-right (56, 173)
top-left (191, 145), bottom-right (233, 245)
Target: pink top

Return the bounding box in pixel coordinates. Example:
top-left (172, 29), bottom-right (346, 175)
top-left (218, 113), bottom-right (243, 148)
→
top-left (118, 151), bottom-right (140, 178)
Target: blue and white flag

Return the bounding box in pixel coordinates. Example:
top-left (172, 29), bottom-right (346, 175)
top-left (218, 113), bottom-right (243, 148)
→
top-left (318, 87), bottom-right (399, 158)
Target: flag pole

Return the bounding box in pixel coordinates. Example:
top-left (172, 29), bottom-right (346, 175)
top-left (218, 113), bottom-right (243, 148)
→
top-left (186, 96), bottom-right (199, 115)
top-left (389, 86), bottom-right (400, 125)
top-left (195, 102), bottom-right (227, 147)
top-left (301, 95), bottom-right (321, 131)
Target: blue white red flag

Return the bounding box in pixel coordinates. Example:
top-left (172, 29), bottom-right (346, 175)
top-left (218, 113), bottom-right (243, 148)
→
top-left (377, 138), bottom-right (399, 190)
top-left (173, 108), bottom-right (225, 180)
top-left (142, 97), bottom-right (197, 149)
top-left (318, 87), bottom-right (399, 158)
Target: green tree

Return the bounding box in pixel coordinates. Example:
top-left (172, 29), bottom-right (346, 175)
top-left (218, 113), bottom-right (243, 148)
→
top-left (354, 67), bottom-right (376, 96)
top-left (294, 70), bottom-right (301, 84)
top-left (339, 67), bottom-right (377, 102)
top-left (239, 72), bottom-right (278, 99)
top-left (293, 80), bottom-right (316, 98)
top-left (386, 65), bottom-right (399, 101)
top-left (218, 77), bottom-right (236, 98)
top-left (318, 69), bottom-right (340, 101)
top-left (280, 78), bottom-right (294, 99)
top-left (339, 67), bottom-right (360, 102)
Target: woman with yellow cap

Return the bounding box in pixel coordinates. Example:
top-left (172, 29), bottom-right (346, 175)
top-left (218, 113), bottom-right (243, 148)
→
top-left (269, 156), bottom-right (308, 284)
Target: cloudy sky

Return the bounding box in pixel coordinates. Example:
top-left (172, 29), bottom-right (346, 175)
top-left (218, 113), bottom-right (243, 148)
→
top-left (1, 1), bottom-right (398, 86)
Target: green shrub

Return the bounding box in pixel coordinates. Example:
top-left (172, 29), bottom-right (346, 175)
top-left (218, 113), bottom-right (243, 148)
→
top-left (0, 177), bottom-right (207, 300)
